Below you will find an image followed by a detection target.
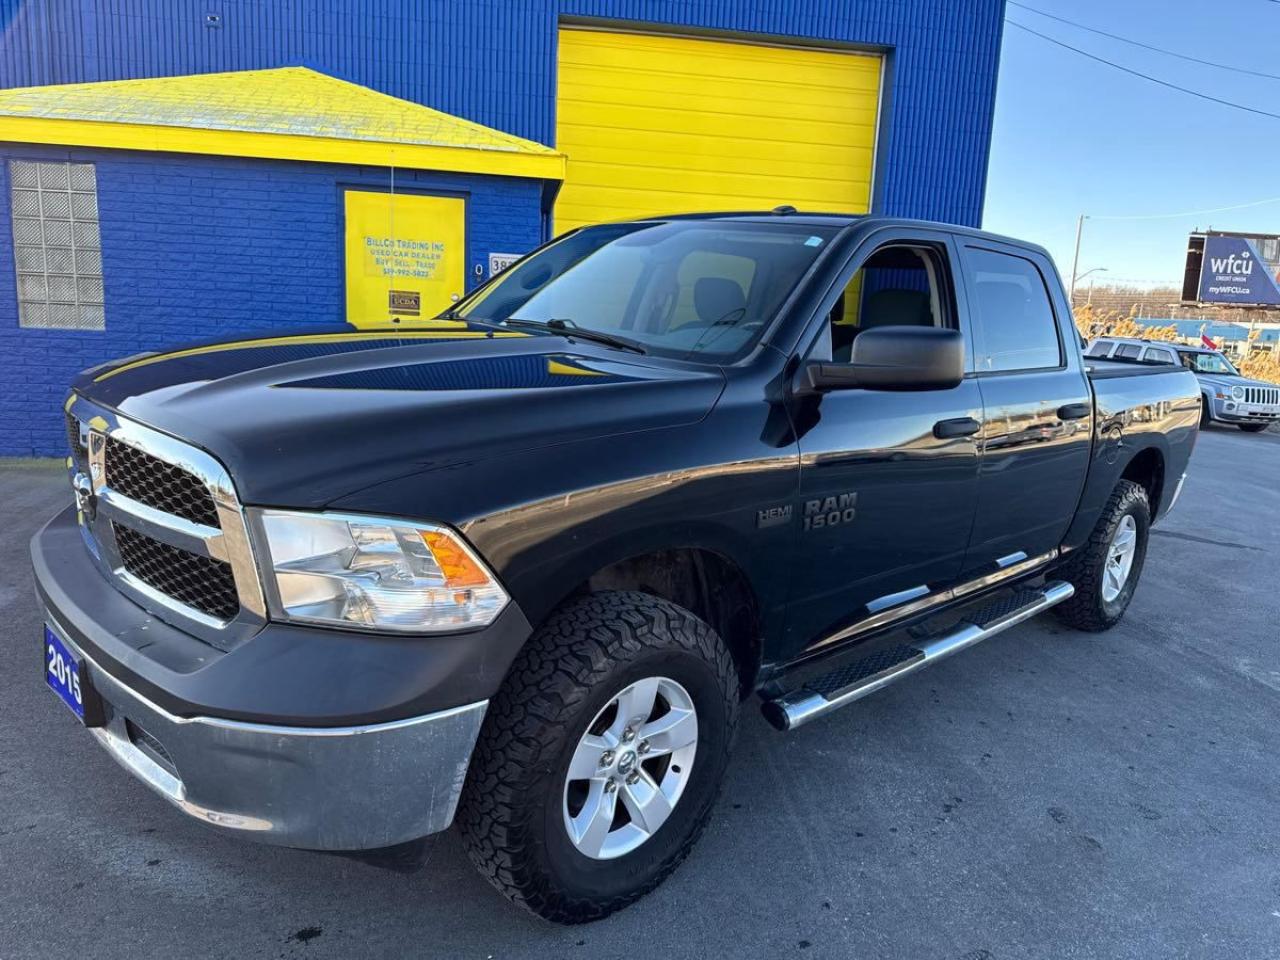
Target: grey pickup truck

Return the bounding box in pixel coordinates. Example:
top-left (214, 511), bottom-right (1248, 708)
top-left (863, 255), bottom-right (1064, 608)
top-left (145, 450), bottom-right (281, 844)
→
top-left (1087, 336), bottom-right (1280, 432)
top-left (35, 212), bottom-right (1200, 922)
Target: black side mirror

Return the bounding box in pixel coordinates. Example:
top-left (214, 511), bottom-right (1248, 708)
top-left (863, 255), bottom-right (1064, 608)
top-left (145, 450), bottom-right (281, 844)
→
top-left (801, 326), bottom-right (965, 393)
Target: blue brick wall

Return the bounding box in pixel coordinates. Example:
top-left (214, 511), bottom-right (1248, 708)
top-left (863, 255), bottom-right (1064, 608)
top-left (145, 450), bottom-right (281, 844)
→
top-left (0, 143), bottom-right (545, 455)
top-left (0, 0), bottom-right (1006, 456)
top-left (0, 0), bottom-right (1004, 226)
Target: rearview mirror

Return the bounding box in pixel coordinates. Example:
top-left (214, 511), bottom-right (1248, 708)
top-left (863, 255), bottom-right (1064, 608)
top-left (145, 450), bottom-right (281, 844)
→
top-left (802, 326), bottom-right (965, 393)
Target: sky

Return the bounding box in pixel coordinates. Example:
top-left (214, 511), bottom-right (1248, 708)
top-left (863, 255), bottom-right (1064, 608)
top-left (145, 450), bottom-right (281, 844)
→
top-left (983, 0), bottom-right (1280, 288)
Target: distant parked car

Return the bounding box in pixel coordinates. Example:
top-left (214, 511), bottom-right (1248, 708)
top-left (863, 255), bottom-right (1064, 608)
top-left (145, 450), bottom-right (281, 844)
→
top-left (1086, 336), bottom-right (1279, 432)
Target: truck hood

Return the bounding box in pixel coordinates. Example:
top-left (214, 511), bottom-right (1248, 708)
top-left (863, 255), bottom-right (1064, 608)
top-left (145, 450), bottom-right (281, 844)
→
top-left (74, 323), bottom-right (726, 507)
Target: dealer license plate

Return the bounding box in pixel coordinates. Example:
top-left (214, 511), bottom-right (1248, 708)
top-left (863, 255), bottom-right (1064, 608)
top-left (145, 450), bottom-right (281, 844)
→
top-left (44, 624), bottom-right (89, 723)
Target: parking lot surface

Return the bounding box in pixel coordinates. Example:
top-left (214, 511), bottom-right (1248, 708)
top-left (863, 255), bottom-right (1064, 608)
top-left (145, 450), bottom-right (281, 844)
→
top-left (2, 425), bottom-right (1278, 959)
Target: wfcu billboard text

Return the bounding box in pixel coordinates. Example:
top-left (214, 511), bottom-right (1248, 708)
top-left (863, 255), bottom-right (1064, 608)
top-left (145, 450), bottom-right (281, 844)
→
top-left (1196, 233), bottom-right (1280, 305)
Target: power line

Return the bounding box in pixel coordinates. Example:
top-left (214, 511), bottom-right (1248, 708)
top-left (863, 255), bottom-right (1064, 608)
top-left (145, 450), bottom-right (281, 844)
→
top-left (1007, 1), bottom-right (1280, 82)
top-left (1090, 196), bottom-right (1280, 221)
top-left (1006, 20), bottom-right (1280, 122)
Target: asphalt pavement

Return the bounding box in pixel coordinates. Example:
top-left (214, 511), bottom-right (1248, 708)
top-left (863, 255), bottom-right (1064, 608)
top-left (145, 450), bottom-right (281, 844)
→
top-left (2, 425), bottom-right (1279, 959)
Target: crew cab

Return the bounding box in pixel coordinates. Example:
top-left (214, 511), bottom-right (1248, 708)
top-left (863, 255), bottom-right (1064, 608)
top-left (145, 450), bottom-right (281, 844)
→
top-left (33, 213), bottom-right (1200, 923)
top-left (1086, 335), bottom-right (1280, 432)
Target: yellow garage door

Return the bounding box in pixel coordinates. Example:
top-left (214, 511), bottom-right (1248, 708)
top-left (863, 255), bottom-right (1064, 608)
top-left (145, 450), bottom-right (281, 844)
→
top-left (555, 28), bottom-right (882, 233)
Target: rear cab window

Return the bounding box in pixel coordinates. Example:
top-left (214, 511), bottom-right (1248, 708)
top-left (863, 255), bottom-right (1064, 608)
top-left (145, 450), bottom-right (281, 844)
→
top-left (1114, 344), bottom-right (1142, 360)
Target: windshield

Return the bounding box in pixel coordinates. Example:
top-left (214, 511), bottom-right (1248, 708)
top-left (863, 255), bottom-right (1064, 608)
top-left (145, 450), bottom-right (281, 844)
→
top-left (452, 220), bottom-right (840, 361)
top-left (1180, 351), bottom-right (1239, 375)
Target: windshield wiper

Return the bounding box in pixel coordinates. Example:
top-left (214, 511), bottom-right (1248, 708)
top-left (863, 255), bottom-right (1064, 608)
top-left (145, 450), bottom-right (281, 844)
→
top-left (503, 317), bottom-right (647, 355)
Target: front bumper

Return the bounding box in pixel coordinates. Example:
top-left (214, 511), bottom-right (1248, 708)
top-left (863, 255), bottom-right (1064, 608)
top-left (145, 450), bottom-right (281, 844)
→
top-left (33, 506), bottom-right (532, 849)
top-left (54, 622), bottom-right (486, 849)
top-left (1209, 397), bottom-right (1280, 424)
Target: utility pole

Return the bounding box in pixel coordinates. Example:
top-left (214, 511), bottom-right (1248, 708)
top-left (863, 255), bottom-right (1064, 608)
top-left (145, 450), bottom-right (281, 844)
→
top-left (1069, 214), bottom-right (1086, 307)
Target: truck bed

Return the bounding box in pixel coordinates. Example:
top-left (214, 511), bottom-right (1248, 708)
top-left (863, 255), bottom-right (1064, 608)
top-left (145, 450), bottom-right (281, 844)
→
top-left (1059, 361), bottom-right (1200, 551)
top-left (1083, 358), bottom-right (1181, 380)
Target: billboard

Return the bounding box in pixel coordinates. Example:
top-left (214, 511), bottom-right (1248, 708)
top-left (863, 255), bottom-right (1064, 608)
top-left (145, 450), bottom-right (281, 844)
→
top-left (1195, 233), bottom-right (1280, 306)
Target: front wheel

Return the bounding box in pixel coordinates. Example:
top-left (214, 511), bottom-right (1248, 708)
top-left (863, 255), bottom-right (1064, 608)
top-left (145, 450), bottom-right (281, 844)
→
top-left (1053, 480), bottom-right (1150, 632)
top-left (456, 591), bottom-right (738, 924)
top-left (1239, 423), bottom-right (1270, 433)
top-left (1200, 398), bottom-right (1212, 429)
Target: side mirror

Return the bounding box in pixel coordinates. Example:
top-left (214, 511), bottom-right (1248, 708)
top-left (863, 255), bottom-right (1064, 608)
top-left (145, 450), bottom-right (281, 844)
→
top-left (802, 326), bottom-right (965, 393)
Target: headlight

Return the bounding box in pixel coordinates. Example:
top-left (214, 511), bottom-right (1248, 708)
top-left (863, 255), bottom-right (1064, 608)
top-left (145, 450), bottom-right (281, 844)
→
top-left (1232, 386), bottom-right (1245, 400)
top-left (254, 510), bottom-right (508, 632)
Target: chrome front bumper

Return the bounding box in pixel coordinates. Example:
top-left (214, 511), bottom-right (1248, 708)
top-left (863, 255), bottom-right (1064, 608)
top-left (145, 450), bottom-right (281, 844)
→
top-left (1211, 397), bottom-right (1280, 423)
top-left (55, 621), bottom-right (487, 850)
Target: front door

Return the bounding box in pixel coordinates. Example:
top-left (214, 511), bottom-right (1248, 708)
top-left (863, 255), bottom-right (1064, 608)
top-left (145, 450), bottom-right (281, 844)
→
top-left (344, 190), bottom-right (466, 327)
top-left (784, 231), bottom-right (983, 660)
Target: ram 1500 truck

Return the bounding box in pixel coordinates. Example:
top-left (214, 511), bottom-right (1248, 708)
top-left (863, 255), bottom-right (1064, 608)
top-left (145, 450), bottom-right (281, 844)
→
top-left (33, 213), bottom-right (1200, 923)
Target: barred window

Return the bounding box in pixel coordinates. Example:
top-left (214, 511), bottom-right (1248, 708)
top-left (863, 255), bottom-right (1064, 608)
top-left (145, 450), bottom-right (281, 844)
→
top-left (9, 160), bottom-right (105, 330)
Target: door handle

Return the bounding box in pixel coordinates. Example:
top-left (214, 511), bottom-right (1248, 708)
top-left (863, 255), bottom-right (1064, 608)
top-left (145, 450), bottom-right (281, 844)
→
top-left (1057, 403), bottom-right (1091, 420)
top-left (933, 417), bottom-right (981, 439)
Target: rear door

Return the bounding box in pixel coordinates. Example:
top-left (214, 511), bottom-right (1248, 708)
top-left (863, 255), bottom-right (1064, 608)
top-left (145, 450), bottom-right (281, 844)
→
top-left (957, 241), bottom-right (1093, 575)
top-left (783, 228), bottom-right (984, 659)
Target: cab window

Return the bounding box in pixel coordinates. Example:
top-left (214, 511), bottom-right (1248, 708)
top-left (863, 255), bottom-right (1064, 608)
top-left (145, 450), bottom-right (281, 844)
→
top-left (965, 248), bottom-right (1062, 372)
top-left (815, 244), bottom-right (952, 363)
top-left (1114, 344), bottom-right (1142, 360)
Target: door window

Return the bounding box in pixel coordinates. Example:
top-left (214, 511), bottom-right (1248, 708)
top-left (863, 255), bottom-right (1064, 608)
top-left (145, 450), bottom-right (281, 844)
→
top-left (1141, 347), bottom-right (1176, 364)
top-left (818, 244), bottom-right (951, 363)
top-left (966, 248), bottom-right (1062, 372)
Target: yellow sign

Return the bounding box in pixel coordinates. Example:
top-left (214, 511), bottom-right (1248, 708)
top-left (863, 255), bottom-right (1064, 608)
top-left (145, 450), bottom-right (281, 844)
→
top-left (344, 191), bottom-right (465, 326)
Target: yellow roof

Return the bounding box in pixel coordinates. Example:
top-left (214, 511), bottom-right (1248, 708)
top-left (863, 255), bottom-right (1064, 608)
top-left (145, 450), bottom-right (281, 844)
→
top-left (0, 66), bottom-right (564, 180)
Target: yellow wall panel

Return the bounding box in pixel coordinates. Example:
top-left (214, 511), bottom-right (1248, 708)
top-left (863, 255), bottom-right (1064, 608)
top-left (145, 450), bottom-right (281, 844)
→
top-left (555, 28), bottom-right (882, 233)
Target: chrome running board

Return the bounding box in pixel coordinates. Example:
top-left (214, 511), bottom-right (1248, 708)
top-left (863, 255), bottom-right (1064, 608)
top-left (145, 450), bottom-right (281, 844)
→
top-left (761, 581), bottom-right (1075, 732)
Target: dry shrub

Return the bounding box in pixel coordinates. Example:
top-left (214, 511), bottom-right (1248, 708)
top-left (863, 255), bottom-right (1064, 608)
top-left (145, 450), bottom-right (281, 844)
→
top-left (1073, 303), bottom-right (1178, 343)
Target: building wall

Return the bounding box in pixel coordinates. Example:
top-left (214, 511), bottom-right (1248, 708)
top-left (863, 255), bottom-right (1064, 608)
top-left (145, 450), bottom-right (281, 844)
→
top-left (0, 142), bottom-right (545, 455)
top-left (0, 0), bottom-right (1005, 227)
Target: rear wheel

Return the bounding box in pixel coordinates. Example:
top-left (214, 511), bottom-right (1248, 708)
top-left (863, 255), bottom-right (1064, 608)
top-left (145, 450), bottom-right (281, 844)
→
top-left (456, 591), bottom-right (738, 924)
top-left (1053, 480), bottom-right (1150, 632)
top-left (1239, 423), bottom-right (1269, 433)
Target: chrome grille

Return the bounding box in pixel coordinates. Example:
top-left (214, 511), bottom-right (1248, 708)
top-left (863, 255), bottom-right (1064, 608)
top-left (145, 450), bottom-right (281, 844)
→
top-left (105, 435), bottom-right (220, 528)
top-left (112, 522), bottom-right (239, 621)
top-left (1244, 386), bottom-right (1280, 406)
top-left (64, 399), bottom-right (266, 650)
top-left (66, 411), bottom-right (87, 472)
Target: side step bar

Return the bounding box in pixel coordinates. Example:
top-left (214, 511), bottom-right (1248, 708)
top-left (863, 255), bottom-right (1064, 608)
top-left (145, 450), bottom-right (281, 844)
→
top-left (761, 581), bottom-right (1075, 732)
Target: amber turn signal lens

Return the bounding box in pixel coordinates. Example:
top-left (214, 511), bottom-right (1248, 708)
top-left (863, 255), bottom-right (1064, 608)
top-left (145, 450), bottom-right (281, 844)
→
top-left (422, 531), bottom-right (491, 587)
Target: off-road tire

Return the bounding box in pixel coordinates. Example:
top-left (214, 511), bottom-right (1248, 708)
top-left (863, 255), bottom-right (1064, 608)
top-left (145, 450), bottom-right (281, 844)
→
top-left (1239, 423), bottom-right (1269, 433)
top-left (456, 591), bottom-right (738, 924)
top-left (1052, 479), bottom-right (1150, 632)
